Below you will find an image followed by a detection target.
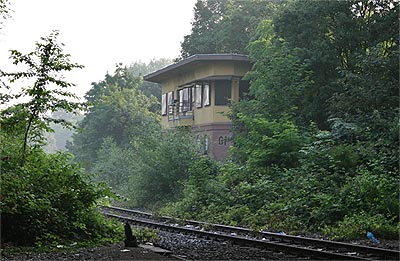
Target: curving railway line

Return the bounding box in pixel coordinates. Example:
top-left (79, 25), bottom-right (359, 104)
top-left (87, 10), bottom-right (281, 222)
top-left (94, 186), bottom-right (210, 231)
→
top-left (100, 205), bottom-right (399, 260)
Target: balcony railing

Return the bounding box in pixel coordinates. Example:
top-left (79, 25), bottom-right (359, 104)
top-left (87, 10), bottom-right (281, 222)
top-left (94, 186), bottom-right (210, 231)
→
top-left (168, 101), bottom-right (194, 124)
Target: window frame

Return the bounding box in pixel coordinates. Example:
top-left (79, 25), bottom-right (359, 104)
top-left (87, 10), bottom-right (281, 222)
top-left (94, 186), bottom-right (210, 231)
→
top-left (214, 80), bottom-right (231, 106)
top-left (179, 87), bottom-right (191, 112)
top-left (195, 84), bottom-right (202, 108)
top-left (161, 93), bottom-right (167, 116)
top-left (203, 83), bottom-right (210, 107)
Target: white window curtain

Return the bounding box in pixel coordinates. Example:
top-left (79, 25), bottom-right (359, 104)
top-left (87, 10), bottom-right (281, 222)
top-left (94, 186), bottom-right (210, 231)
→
top-left (168, 91), bottom-right (174, 115)
top-left (191, 86), bottom-right (195, 111)
top-left (195, 84), bottom-right (202, 108)
top-left (179, 88), bottom-right (190, 112)
top-left (203, 83), bottom-right (210, 106)
top-left (182, 88), bottom-right (189, 112)
top-left (204, 135), bottom-right (209, 153)
top-left (161, 93), bottom-right (167, 116)
top-left (179, 89), bottom-right (184, 112)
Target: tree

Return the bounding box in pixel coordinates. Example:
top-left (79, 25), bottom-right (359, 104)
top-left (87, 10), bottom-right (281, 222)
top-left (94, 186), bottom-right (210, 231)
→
top-left (67, 65), bottom-right (159, 170)
top-left (180, 0), bottom-right (277, 58)
top-left (84, 63), bottom-right (141, 104)
top-left (272, 0), bottom-right (398, 129)
top-left (241, 20), bottom-right (313, 122)
top-left (129, 58), bottom-right (171, 105)
top-left (43, 110), bottom-right (84, 153)
top-left (0, 31), bottom-right (120, 247)
top-left (216, 0), bottom-right (278, 54)
top-left (180, 0), bottom-right (227, 58)
top-left (164, 0), bottom-right (399, 239)
top-left (1, 31), bottom-right (85, 161)
top-left (91, 137), bottom-right (134, 194)
top-left (127, 127), bottom-right (199, 208)
top-left (0, 0), bottom-right (10, 31)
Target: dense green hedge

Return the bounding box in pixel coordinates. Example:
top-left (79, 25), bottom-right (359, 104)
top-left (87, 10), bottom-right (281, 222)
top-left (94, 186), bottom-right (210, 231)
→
top-left (1, 135), bottom-right (120, 246)
top-left (162, 137), bottom-right (399, 240)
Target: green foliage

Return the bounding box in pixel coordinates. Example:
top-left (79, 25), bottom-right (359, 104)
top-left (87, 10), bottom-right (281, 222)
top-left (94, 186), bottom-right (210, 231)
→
top-left (67, 65), bottom-right (159, 169)
top-left (65, 0), bottom-right (398, 241)
top-left (68, 59), bottom-right (170, 169)
top-left (0, 32), bottom-right (122, 248)
top-left (329, 43), bottom-right (399, 138)
top-left (129, 58), bottom-right (171, 101)
top-left (127, 127), bottom-right (200, 208)
top-left (180, 0), bottom-right (277, 58)
top-left (1, 219), bottom-right (123, 258)
top-left (271, 0), bottom-right (398, 129)
top-left (43, 110), bottom-right (84, 153)
top-left (0, 0), bottom-right (10, 31)
top-left (230, 112), bottom-right (307, 169)
top-left (84, 64), bottom-right (141, 104)
top-left (132, 228), bottom-right (160, 244)
top-left (0, 31), bottom-right (85, 160)
top-left (90, 127), bottom-right (199, 207)
top-left (339, 166), bottom-right (399, 218)
top-left (91, 137), bottom-right (133, 194)
top-left (322, 212), bottom-right (399, 240)
top-left (161, 156), bottom-right (224, 221)
top-left (180, 0), bottom-right (227, 57)
top-left (67, 59), bottom-right (202, 210)
top-left (244, 20), bottom-right (314, 121)
top-left (163, 125), bottom-right (399, 237)
top-left (0, 142), bottom-right (117, 246)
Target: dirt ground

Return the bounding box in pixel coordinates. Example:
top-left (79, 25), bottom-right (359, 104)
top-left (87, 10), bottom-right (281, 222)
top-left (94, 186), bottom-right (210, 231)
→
top-left (1, 242), bottom-right (179, 260)
top-left (2, 238), bottom-right (398, 260)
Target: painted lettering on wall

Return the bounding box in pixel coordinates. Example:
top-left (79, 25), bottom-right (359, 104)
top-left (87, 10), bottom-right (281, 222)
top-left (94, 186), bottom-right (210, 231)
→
top-left (218, 136), bottom-right (228, 145)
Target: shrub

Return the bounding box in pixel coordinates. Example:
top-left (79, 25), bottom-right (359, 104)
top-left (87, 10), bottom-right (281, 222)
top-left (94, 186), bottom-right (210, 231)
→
top-left (322, 212), bottom-right (399, 240)
top-left (1, 146), bottom-right (117, 246)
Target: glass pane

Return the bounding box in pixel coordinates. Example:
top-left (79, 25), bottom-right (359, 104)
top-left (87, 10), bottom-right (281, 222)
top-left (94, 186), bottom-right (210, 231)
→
top-left (239, 80), bottom-right (250, 100)
top-left (191, 86), bottom-right (195, 111)
top-left (215, 80), bottom-right (231, 105)
top-left (183, 88), bottom-right (189, 112)
top-left (204, 135), bottom-right (209, 153)
top-left (179, 88), bottom-right (190, 112)
top-left (203, 83), bottom-right (210, 106)
top-left (168, 91), bottom-right (174, 115)
top-left (161, 93), bottom-right (167, 115)
top-left (179, 89), bottom-right (184, 112)
top-left (196, 84), bottom-right (202, 108)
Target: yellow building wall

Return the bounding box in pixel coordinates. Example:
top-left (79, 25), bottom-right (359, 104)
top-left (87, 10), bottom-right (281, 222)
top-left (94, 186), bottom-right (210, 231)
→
top-left (160, 61), bottom-right (251, 129)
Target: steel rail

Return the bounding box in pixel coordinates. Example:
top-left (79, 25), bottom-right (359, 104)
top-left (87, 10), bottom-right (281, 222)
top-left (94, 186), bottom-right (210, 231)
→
top-left (185, 220), bottom-right (400, 260)
top-left (100, 205), bottom-right (399, 260)
top-left (102, 210), bottom-right (374, 260)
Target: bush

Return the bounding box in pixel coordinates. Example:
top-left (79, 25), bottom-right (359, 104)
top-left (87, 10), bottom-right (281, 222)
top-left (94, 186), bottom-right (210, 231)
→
top-left (1, 145), bottom-right (118, 246)
top-left (126, 127), bottom-right (201, 209)
top-left (339, 166), bottom-right (399, 219)
top-left (132, 228), bottom-right (159, 244)
top-left (322, 212), bottom-right (399, 240)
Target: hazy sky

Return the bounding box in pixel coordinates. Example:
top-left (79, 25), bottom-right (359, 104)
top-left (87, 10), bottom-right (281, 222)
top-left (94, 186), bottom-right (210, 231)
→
top-left (0, 0), bottom-right (197, 97)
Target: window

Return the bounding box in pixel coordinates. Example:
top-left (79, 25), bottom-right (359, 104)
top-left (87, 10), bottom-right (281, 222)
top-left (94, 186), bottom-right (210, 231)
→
top-left (203, 83), bottom-right (210, 106)
top-left (204, 135), bottom-right (209, 153)
top-left (195, 84), bottom-right (202, 108)
top-left (191, 86), bottom-right (195, 111)
top-left (161, 93), bottom-right (167, 116)
top-left (167, 91), bottom-right (174, 115)
top-left (196, 135), bottom-right (201, 151)
top-left (215, 80), bottom-right (231, 105)
top-left (179, 88), bottom-right (190, 112)
top-left (239, 80), bottom-right (250, 100)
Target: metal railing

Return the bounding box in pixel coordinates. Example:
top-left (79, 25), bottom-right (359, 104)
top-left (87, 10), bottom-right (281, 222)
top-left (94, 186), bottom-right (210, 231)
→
top-left (168, 101), bottom-right (194, 122)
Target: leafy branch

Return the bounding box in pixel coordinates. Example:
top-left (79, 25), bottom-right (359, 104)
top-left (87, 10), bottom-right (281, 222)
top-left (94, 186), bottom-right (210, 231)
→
top-left (0, 31), bottom-right (85, 162)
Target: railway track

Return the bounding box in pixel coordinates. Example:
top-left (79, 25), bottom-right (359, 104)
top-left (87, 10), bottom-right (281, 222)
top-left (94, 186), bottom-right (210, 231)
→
top-left (100, 205), bottom-right (399, 260)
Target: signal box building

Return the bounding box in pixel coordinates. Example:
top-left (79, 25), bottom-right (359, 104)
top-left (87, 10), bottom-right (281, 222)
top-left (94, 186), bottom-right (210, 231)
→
top-left (144, 54), bottom-right (251, 160)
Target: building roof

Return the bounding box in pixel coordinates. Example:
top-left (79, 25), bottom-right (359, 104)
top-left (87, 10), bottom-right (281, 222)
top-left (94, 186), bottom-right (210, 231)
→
top-left (143, 54), bottom-right (251, 84)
